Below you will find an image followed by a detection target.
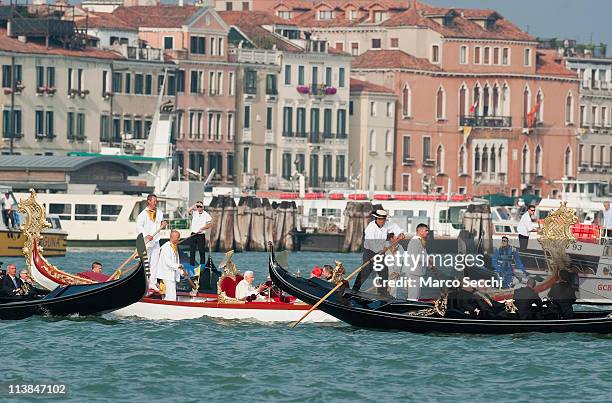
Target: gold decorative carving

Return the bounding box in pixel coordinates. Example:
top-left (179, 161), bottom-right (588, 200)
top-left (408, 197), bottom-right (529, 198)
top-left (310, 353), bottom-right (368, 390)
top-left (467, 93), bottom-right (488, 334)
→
top-left (331, 261), bottom-right (345, 284)
top-left (538, 202), bottom-right (577, 274)
top-left (18, 189), bottom-right (95, 286)
top-left (216, 250), bottom-right (245, 304)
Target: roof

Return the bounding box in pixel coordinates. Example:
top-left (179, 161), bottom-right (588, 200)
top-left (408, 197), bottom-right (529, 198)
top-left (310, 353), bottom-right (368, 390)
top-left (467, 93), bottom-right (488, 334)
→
top-left (0, 28), bottom-right (123, 60)
top-left (112, 5), bottom-right (201, 29)
top-left (536, 50), bottom-right (577, 78)
top-left (352, 49), bottom-right (441, 71)
top-left (0, 156), bottom-right (140, 175)
top-left (350, 77), bottom-right (394, 94)
top-left (74, 12), bottom-right (138, 31)
top-left (220, 11), bottom-right (303, 52)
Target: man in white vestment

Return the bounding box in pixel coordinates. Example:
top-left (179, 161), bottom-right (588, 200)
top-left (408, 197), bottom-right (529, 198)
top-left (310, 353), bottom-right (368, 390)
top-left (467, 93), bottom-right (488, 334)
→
top-left (136, 194), bottom-right (166, 289)
top-left (235, 271), bottom-right (268, 302)
top-left (404, 223), bottom-right (430, 301)
top-left (156, 230), bottom-right (185, 301)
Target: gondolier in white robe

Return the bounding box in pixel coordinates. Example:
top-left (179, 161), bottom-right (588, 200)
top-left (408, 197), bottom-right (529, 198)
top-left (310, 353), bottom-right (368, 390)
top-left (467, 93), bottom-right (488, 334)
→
top-left (156, 230), bottom-right (185, 301)
top-left (353, 209), bottom-right (406, 297)
top-left (136, 193), bottom-right (166, 289)
top-left (404, 223), bottom-right (431, 301)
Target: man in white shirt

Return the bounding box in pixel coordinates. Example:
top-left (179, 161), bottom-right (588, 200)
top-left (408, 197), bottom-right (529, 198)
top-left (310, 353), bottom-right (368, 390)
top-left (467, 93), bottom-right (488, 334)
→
top-left (601, 201), bottom-right (612, 242)
top-left (155, 230), bottom-right (185, 301)
top-left (517, 204), bottom-right (538, 250)
top-left (2, 192), bottom-right (15, 228)
top-left (187, 201), bottom-right (213, 267)
top-left (404, 223), bottom-right (430, 301)
top-left (136, 194), bottom-right (166, 289)
top-left (235, 270), bottom-right (268, 302)
top-left (353, 209), bottom-right (406, 297)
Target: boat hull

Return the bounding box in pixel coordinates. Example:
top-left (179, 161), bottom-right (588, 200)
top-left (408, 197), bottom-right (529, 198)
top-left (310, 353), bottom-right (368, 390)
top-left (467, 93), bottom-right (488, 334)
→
top-left (111, 297), bottom-right (339, 322)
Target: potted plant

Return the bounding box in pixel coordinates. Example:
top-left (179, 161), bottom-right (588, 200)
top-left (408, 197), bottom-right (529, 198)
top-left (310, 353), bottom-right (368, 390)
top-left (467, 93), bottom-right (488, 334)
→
top-left (324, 86), bottom-right (337, 95)
top-left (47, 87), bottom-right (56, 95)
top-left (15, 81), bottom-right (25, 93)
top-left (79, 89), bottom-right (90, 98)
top-left (3, 88), bottom-right (12, 95)
top-left (36, 86), bottom-right (47, 95)
top-left (296, 85), bottom-right (310, 94)
top-left (69, 88), bottom-right (79, 98)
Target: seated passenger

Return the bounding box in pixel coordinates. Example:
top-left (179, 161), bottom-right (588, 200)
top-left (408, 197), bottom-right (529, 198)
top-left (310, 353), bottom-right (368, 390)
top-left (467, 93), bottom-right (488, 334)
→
top-left (0, 263), bottom-right (23, 297)
top-left (446, 285), bottom-right (504, 319)
top-left (18, 270), bottom-right (49, 298)
top-left (547, 270), bottom-right (576, 319)
top-left (310, 266), bottom-right (323, 278)
top-left (77, 262), bottom-right (111, 282)
top-left (322, 265), bottom-right (334, 281)
top-left (235, 271), bottom-right (268, 302)
top-left (512, 278), bottom-right (542, 320)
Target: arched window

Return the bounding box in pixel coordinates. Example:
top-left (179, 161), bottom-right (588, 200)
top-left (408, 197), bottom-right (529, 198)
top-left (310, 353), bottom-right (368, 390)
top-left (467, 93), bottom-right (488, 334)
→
top-left (368, 165), bottom-right (375, 191)
top-left (535, 145), bottom-right (542, 175)
top-left (436, 145), bottom-right (444, 174)
top-left (482, 146), bottom-right (489, 172)
top-left (523, 86), bottom-right (531, 127)
top-left (385, 130), bottom-right (393, 153)
top-left (565, 93), bottom-right (573, 124)
top-left (458, 145), bottom-right (467, 175)
top-left (490, 146), bottom-right (496, 173)
top-left (483, 84), bottom-right (490, 116)
top-left (473, 85), bottom-right (481, 116)
top-left (522, 144), bottom-right (530, 178)
top-left (474, 146), bottom-right (481, 172)
top-left (564, 146), bottom-right (572, 177)
top-left (384, 165), bottom-right (391, 189)
top-left (369, 130), bottom-right (376, 152)
top-left (436, 86), bottom-right (445, 119)
top-left (536, 90), bottom-right (543, 122)
top-left (459, 85), bottom-right (467, 118)
top-left (501, 84), bottom-right (510, 116)
top-left (402, 84), bottom-right (411, 117)
top-left (492, 85), bottom-right (499, 116)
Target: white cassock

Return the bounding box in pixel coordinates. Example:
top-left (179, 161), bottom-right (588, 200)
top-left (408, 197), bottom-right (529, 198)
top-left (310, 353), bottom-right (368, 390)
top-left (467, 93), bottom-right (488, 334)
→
top-left (235, 279), bottom-right (266, 301)
top-left (404, 235), bottom-right (428, 301)
top-left (136, 207), bottom-right (164, 288)
top-left (156, 242), bottom-right (181, 301)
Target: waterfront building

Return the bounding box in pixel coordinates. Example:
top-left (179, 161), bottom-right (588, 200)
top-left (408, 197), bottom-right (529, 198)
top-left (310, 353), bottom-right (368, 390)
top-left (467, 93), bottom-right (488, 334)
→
top-left (271, 0), bottom-right (579, 196)
top-left (348, 78), bottom-right (396, 191)
top-left (111, 5), bottom-right (238, 185)
top-left (221, 11), bottom-right (351, 191)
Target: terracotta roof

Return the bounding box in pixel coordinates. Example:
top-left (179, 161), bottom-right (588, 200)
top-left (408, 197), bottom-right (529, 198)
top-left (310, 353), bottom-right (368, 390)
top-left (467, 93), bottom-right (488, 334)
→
top-left (0, 28), bottom-right (123, 60)
top-left (74, 12), bottom-right (137, 31)
top-left (352, 49), bottom-right (441, 71)
top-left (327, 44), bottom-right (350, 55)
top-left (536, 50), bottom-right (577, 77)
top-left (219, 11), bottom-right (303, 52)
top-left (112, 5), bottom-right (200, 29)
top-left (350, 77), bottom-right (394, 94)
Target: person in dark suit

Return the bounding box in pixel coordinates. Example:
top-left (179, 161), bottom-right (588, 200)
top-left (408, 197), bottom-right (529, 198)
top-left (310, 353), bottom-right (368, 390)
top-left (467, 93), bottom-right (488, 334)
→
top-left (1, 263), bottom-right (23, 297)
top-left (548, 270), bottom-right (577, 319)
top-left (513, 278), bottom-right (542, 319)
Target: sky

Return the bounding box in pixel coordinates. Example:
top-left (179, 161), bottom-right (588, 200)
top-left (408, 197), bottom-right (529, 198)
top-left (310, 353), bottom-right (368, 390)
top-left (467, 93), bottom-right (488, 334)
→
top-left (425, 0), bottom-right (611, 49)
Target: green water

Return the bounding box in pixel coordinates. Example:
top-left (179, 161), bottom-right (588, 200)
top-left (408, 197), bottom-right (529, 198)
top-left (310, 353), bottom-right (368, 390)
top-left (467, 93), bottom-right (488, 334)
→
top-left (2, 250), bottom-right (611, 402)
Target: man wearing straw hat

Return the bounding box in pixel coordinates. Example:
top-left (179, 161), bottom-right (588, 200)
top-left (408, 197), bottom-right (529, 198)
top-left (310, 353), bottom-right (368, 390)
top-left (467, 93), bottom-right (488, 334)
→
top-left (353, 209), bottom-right (405, 297)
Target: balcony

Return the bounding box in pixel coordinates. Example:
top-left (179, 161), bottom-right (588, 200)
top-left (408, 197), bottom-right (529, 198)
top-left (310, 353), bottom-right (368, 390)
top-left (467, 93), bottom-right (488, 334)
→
top-left (459, 115), bottom-right (512, 128)
top-left (403, 157), bottom-right (415, 166)
top-left (236, 48), bottom-right (281, 65)
top-left (297, 84), bottom-right (337, 97)
top-left (244, 85), bottom-right (257, 95)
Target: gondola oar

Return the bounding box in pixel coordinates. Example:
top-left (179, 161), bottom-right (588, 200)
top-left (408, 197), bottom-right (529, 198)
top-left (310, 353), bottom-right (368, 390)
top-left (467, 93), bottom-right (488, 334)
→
top-left (289, 234), bottom-right (406, 328)
top-left (109, 225), bottom-right (166, 280)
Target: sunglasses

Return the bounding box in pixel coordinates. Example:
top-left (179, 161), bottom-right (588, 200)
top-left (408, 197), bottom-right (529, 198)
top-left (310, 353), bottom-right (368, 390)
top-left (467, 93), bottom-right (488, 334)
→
top-left (196, 205), bottom-right (203, 209)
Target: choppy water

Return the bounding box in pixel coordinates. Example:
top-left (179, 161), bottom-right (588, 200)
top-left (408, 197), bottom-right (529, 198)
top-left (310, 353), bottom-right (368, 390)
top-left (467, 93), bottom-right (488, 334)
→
top-left (3, 250), bottom-right (612, 402)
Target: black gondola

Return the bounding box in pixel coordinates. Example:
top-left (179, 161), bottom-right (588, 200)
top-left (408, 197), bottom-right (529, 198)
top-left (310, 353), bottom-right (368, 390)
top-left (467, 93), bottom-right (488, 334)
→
top-left (268, 249), bottom-right (612, 334)
top-left (0, 235), bottom-right (148, 320)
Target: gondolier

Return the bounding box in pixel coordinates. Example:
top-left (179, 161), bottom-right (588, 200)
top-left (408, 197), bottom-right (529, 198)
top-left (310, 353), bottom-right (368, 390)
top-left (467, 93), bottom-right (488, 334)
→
top-left (136, 194), bottom-right (166, 289)
top-left (187, 201), bottom-right (213, 267)
top-left (353, 209), bottom-right (405, 297)
top-left (156, 230), bottom-right (185, 301)
top-left (404, 223), bottom-right (431, 301)
top-left (517, 204), bottom-right (538, 250)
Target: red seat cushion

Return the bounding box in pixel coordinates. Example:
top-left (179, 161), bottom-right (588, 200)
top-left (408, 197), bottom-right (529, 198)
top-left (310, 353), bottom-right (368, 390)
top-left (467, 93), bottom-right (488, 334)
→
top-left (220, 277), bottom-right (238, 298)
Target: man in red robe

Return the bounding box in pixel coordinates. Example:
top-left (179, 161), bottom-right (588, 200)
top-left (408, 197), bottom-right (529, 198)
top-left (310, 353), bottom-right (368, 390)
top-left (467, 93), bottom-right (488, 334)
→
top-left (77, 261), bottom-right (111, 282)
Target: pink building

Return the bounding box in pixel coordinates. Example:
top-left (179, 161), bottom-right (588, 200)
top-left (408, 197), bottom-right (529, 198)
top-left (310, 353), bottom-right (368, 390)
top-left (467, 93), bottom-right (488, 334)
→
top-left (113, 6), bottom-right (237, 184)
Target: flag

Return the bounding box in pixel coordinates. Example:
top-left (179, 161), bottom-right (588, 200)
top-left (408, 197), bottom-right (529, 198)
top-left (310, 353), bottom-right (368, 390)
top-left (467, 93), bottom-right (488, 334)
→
top-left (526, 101), bottom-right (541, 129)
top-left (469, 99), bottom-right (479, 115)
top-left (463, 126), bottom-right (473, 144)
top-left (184, 264), bottom-right (201, 278)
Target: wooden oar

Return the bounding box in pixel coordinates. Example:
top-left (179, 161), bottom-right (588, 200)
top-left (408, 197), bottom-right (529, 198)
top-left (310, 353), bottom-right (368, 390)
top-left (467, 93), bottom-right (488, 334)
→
top-left (108, 225), bottom-right (166, 280)
top-left (289, 235), bottom-right (405, 328)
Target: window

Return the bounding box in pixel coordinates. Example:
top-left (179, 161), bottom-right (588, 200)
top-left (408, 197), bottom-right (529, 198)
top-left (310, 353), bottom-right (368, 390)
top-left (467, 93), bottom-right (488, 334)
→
top-left (112, 72), bottom-right (122, 93)
top-left (493, 47), bottom-right (500, 65)
top-left (283, 107), bottom-right (293, 135)
top-left (2, 64), bottom-right (22, 88)
top-left (335, 42), bottom-right (344, 51)
top-left (217, 72), bottom-right (223, 95)
top-left (524, 48), bottom-right (532, 66)
top-left (373, 11), bottom-right (386, 22)
top-left (227, 154), bottom-right (234, 178)
top-left (45, 111), bottom-right (54, 138)
top-left (297, 107), bottom-right (306, 136)
top-left (436, 87), bottom-right (445, 119)
top-left (242, 2), bottom-right (249, 10)
top-left (402, 136), bottom-right (411, 160)
top-left (310, 108), bottom-right (320, 135)
top-left (101, 205), bottom-right (122, 222)
top-left (265, 148), bottom-right (272, 174)
top-left (402, 85), bottom-right (411, 117)
top-left (458, 146), bottom-right (467, 175)
top-left (385, 130), bottom-right (393, 153)
top-left (77, 113), bottom-right (85, 139)
top-left (338, 67), bottom-right (345, 88)
top-left (282, 153), bottom-right (292, 179)
top-left (369, 130), bottom-right (376, 152)
top-left (243, 105), bottom-right (251, 129)
top-left (423, 137), bottom-right (431, 161)
top-left (102, 70), bottom-right (108, 95)
top-left (242, 147), bottom-right (250, 173)
top-left (49, 204), bottom-right (71, 220)
top-left (36, 66), bottom-right (44, 88)
top-left (46, 66), bottom-right (55, 88)
top-left (337, 109), bottom-right (346, 138)
top-left (226, 2), bottom-right (232, 10)
top-left (502, 48), bottom-right (509, 65)
top-left (284, 65), bottom-right (291, 85)
top-left (535, 145), bottom-right (543, 175)
top-left (319, 10), bottom-right (333, 20)
top-left (145, 74), bottom-right (152, 95)
top-left (370, 101), bottom-right (376, 117)
top-left (298, 66), bottom-right (305, 85)
top-left (436, 145), bottom-right (444, 174)
top-left (278, 10), bottom-right (292, 19)
top-left (190, 35), bottom-right (206, 54)
top-left (401, 174), bottom-right (411, 191)
top-left (228, 72), bottom-right (234, 95)
top-left (386, 102), bottom-right (393, 117)
top-left (210, 37), bottom-right (217, 56)
top-left (75, 204), bottom-right (97, 221)
top-left (209, 71), bottom-right (216, 95)
top-left (325, 67), bottom-right (332, 86)
top-left (336, 155), bottom-right (345, 181)
top-left (266, 107), bottom-right (273, 130)
top-left (164, 37), bottom-right (174, 50)
top-left (227, 113), bottom-right (234, 141)
top-left (123, 117), bottom-right (132, 137)
top-left (77, 68), bottom-right (83, 91)
top-left (219, 38), bottom-right (224, 56)
top-left (244, 70), bottom-right (256, 94)
top-left (266, 74), bottom-right (277, 95)
top-left (323, 154), bottom-right (332, 181)
top-left (460, 45), bottom-right (468, 64)
top-left (323, 108), bottom-right (332, 137)
top-left (348, 9), bottom-right (357, 20)
top-left (372, 38), bottom-right (381, 49)
top-left (311, 66), bottom-right (318, 85)
top-left (483, 47), bottom-right (490, 64)
top-left (474, 46), bottom-right (481, 64)
top-left (67, 111), bottom-right (75, 139)
top-left (431, 45), bottom-right (440, 63)
top-left (390, 38), bottom-right (399, 48)
top-left (351, 42), bottom-right (359, 56)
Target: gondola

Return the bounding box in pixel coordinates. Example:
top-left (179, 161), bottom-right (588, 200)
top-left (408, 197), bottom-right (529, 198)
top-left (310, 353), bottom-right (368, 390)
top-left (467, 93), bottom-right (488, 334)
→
top-left (269, 249), bottom-right (612, 334)
top-left (0, 236), bottom-right (148, 320)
